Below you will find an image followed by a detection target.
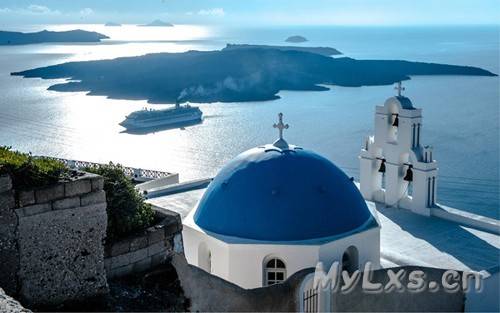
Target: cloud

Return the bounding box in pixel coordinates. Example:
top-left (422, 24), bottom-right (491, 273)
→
top-left (197, 8), bottom-right (225, 17)
top-left (0, 4), bottom-right (61, 15)
top-left (79, 8), bottom-right (94, 16)
top-left (27, 4), bottom-right (60, 15)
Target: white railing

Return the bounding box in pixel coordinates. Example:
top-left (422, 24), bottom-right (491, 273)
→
top-left (43, 157), bottom-right (176, 182)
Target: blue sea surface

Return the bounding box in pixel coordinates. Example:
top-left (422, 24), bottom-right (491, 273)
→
top-left (0, 25), bottom-right (498, 218)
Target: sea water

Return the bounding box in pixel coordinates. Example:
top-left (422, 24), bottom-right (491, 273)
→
top-left (0, 24), bottom-right (498, 218)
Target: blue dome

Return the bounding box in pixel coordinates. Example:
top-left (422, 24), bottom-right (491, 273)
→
top-left (193, 144), bottom-right (372, 242)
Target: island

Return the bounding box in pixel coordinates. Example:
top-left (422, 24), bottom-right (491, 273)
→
top-left (223, 44), bottom-right (341, 56)
top-left (11, 47), bottom-right (496, 104)
top-left (105, 22), bottom-right (122, 27)
top-left (0, 29), bottom-right (109, 45)
top-left (139, 20), bottom-right (174, 27)
top-left (285, 35), bottom-right (308, 43)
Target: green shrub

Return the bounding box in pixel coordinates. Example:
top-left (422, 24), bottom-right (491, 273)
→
top-left (84, 163), bottom-right (155, 241)
top-left (0, 146), bottom-right (67, 189)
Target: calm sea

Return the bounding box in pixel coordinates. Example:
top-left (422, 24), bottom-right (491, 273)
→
top-left (0, 24), bottom-right (498, 218)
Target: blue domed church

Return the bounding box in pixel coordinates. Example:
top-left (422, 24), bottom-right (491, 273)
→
top-left (183, 113), bottom-right (381, 288)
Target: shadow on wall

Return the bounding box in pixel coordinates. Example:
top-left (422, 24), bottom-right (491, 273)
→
top-left (171, 253), bottom-right (313, 312)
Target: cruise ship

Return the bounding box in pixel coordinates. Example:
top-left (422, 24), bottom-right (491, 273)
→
top-left (120, 102), bottom-right (202, 130)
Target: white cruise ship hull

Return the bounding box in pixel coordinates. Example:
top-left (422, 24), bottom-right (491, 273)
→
top-left (120, 107), bottom-right (202, 130)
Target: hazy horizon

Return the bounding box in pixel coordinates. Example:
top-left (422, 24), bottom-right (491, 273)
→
top-left (0, 0), bottom-right (499, 27)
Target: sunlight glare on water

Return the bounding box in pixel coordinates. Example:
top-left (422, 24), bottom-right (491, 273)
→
top-left (18, 24), bottom-right (218, 61)
top-left (0, 25), bottom-right (498, 218)
top-left (47, 24), bottom-right (213, 42)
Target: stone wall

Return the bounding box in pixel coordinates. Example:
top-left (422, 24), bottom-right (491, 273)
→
top-left (105, 209), bottom-right (184, 279)
top-left (0, 175), bottom-right (19, 296)
top-left (172, 253), bottom-right (311, 312)
top-left (0, 173), bottom-right (108, 307)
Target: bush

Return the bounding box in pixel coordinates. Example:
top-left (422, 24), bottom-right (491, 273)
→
top-left (84, 163), bottom-right (155, 241)
top-left (0, 146), bottom-right (67, 189)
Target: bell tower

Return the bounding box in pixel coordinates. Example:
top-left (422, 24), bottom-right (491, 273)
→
top-left (359, 82), bottom-right (438, 216)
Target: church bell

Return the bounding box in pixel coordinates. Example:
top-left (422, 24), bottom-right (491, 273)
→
top-left (403, 166), bottom-right (413, 182)
top-left (392, 114), bottom-right (399, 127)
top-left (378, 159), bottom-right (386, 173)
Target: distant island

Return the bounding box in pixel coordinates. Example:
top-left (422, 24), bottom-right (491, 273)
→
top-left (105, 22), bottom-right (122, 27)
top-left (139, 20), bottom-right (174, 27)
top-left (285, 35), bottom-right (308, 43)
top-left (223, 44), bottom-right (341, 56)
top-left (12, 47), bottom-right (496, 104)
top-left (0, 29), bottom-right (108, 45)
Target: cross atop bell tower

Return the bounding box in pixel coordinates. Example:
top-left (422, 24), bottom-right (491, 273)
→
top-left (273, 112), bottom-right (290, 149)
top-left (395, 81), bottom-right (405, 97)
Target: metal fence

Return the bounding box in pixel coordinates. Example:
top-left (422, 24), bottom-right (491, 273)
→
top-left (45, 157), bottom-right (175, 181)
top-left (303, 287), bottom-right (319, 313)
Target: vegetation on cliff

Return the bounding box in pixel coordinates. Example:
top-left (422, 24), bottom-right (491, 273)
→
top-left (0, 146), bottom-right (67, 189)
top-left (84, 163), bottom-right (155, 241)
top-left (0, 147), bottom-right (154, 240)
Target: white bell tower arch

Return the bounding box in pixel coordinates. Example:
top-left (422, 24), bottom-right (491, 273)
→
top-left (359, 82), bottom-right (438, 216)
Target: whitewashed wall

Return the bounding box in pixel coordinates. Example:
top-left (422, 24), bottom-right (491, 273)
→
top-left (183, 212), bottom-right (380, 289)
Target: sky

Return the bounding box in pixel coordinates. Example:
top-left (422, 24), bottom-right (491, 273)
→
top-left (0, 0), bottom-right (498, 26)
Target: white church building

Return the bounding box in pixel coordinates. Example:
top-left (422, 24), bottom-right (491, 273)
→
top-left (182, 113), bottom-right (381, 288)
top-left (359, 82), bottom-right (438, 216)
top-left (148, 83), bottom-right (499, 311)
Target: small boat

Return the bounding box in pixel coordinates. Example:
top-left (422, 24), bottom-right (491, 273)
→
top-left (120, 102), bottom-right (202, 130)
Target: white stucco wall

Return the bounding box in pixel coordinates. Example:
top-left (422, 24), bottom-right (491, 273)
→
top-left (227, 243), bottom-right (319, 289)
top-left (360, 96), bottom-right (438, 216)
top-left (183, 212), bottom-right (381, 289)
top-left (318, 227), bottom-right (381, 270)
top-left (182, 225), bottom-right (230, 278)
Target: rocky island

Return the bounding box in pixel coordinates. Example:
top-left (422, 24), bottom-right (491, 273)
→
top-left (223, 44), bottom-right (341, 56)
top-left (105, 22), bottom-right (122, 27)
top-left (285, 35), bottom-right (308, 43)
top-left (11, 47), bottom-right (496, 103)
top-left (140, 20), bottom-right (174, 27)
top-left (0, 29), bottom-right (109, 45)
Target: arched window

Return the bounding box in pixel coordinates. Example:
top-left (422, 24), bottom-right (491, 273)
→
top-left (198, 242), bottom-right (212, 273)
top-left (377, 158), bottom-right (387, 189)
top-left (263, 257), bottom-right (286, 286)
top-left (388, 115), bottom-right (398, 143)
top-left (342, 246), bottom-right (359, 273)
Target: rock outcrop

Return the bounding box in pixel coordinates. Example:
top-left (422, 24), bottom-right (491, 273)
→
top-left (0, 288), bottom-right (31, 313)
